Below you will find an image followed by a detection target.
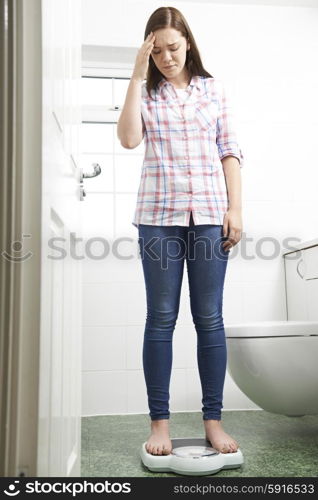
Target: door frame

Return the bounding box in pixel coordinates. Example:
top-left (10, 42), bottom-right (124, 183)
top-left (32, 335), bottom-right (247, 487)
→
top-left (0, 0), bottom-right (42, 476)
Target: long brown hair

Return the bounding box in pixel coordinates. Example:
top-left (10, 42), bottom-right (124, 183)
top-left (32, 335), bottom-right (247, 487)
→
top-left (144, 6), bottom-right (213, 99)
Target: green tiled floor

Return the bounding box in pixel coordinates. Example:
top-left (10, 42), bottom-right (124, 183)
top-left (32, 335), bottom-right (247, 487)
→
top-left (81, 411), bottom-right (318, 477)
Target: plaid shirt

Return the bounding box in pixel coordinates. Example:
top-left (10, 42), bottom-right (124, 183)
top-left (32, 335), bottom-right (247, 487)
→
top-left (132, 75), bottom-right (244, 227)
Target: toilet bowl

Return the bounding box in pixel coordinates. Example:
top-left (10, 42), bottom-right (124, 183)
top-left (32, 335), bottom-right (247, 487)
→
top-left (225, 320), bottom-right (318, 417)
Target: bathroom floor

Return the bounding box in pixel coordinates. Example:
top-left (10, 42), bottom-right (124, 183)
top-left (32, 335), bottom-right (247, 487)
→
top-left (81, 410), bottom-right (318, 477)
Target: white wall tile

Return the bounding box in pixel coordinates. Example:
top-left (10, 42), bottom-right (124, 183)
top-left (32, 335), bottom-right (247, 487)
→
top-left (223, 283), bottom-right (245, 324)
top-left (82, 371), bottom-right (127, 415)
top-left (83, 282), bottom-right (128, 326)
top-left (83, 326), bottom-right (126, 371)
top-left (83, 250), bottom-right (142, 283)
top-left (125, 282), bottom-right (147, 324)
top-left (178, 281), bottom-right (194, 326)
top-left (125, 325), bottom-right (143, 370)
top-left (126, 370), bottom-right (149, 414)
top-left (225, 245), bottom-right (286, 284)
top-left (242, 281), bottom-right (287, 321)
top-left (114, 193), bottom-right (140, 239)
top-left (114, 154), bottom-right (144, 193)
top-left (82, 193), bottom-right (114, 239)
top-left (184, 326), bottom-right (197, 369)
top-left (185, 368), bottom-right (202, 412)
top-left (174, 325), bottom-right (193, 368)
top-left (170, 369), bottom-right (188, 413)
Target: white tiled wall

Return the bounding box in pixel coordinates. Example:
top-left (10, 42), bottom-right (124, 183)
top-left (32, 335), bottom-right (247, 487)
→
top-left (81, 0), bottom-right (318, 416)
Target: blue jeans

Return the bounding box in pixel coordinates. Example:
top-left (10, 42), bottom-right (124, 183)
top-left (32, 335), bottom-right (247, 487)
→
top-left (138, 211), bottom-right (229, 421)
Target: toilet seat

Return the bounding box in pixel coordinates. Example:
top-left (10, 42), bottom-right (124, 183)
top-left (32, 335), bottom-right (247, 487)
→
top-left (225, 320), bottom-right (318, 338)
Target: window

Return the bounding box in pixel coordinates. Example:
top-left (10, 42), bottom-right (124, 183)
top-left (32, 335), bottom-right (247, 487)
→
top-left (80, 75), bottom-right (144, 239)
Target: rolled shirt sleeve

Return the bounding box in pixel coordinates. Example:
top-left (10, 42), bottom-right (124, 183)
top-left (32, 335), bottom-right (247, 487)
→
top-left (216, 80), bottom-right (244, 167)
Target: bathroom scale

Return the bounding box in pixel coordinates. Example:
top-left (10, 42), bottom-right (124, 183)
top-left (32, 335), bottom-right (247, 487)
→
top-left (140, 437), bottom-right (244, 476)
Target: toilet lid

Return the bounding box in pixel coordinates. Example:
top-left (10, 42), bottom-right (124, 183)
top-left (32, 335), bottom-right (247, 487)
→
top-left (225, 320), bottom-right (318, 338)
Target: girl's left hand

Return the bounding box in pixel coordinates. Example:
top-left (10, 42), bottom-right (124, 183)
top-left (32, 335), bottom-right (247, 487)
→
top-left (222, 208), bottom-right (243, 251)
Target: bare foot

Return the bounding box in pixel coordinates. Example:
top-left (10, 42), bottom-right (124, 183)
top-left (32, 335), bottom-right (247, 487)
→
top-left (204, 419), bottom-right (239, 454)
top-left (146, 419), bottom-right (172, 456)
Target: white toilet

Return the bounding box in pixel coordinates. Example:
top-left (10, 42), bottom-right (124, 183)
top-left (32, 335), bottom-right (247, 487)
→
top-left (225, 239), bottom-right (318, 417)
top-left (225, 320), bottom-right (318, 416)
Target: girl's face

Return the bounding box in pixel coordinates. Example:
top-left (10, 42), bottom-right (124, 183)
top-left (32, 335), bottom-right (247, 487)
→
top-left (150, 27), bottom-right (190, 79)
